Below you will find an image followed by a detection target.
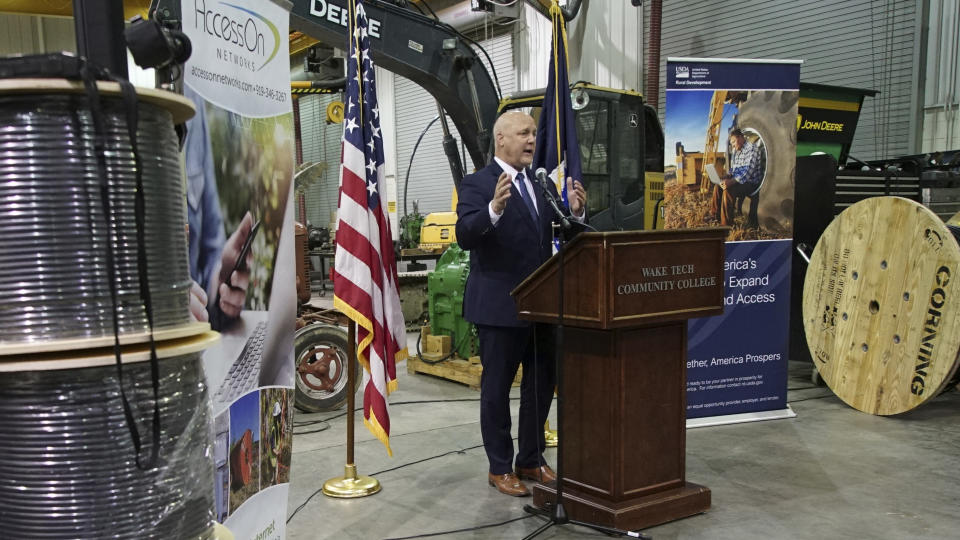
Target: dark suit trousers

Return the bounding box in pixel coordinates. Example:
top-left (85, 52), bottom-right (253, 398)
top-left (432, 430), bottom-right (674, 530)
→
top-left (477, 323), bottom-right (557, 475)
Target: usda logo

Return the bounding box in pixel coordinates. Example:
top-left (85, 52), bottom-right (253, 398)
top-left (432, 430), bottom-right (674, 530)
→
top-left (675, 65), bottom-right (690, 79)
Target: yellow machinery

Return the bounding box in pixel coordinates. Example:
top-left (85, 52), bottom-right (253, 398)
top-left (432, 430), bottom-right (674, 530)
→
top-left (700, 90), bottom-right (729, 193)
top-left (416, 189), bottom-right (459, 251)
top-left (675, 143), bottom-right (726, 190)
top-left (418, 212), bottom-right (457, 249)
top-left (644, 172), bottom-right (666, 230)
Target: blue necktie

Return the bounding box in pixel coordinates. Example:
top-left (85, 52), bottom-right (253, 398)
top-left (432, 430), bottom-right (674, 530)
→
top-left (515, 172), bottom-right (538, 220)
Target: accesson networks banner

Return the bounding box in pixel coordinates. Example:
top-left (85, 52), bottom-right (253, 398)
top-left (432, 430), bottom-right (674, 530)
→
top-left (182, 1), bottom-right (296, 538)
top-left (663, 58), bottom-right (801, 421)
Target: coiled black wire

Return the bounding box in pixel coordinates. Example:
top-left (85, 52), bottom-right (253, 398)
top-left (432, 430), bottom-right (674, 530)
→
top-left (0, 92), bottom-right (192, 343)
top-left (0, 353), bottom-right (214, 539)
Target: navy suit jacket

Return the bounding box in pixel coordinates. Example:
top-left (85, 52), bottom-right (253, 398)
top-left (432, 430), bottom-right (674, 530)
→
top-left (456, 162), bottom-right (562, 327)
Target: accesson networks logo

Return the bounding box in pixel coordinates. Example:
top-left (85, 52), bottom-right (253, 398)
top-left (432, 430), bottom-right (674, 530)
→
top-left (192, 0), bottom-right (282, 72)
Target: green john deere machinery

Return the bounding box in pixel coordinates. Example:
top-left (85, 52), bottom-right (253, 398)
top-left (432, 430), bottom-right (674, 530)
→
top-left (398, 204), bottom-right (424, 250)
top-left (425, 243), bottom-right (477, 360)
top-left (795, 82), bottom-right (878, 165)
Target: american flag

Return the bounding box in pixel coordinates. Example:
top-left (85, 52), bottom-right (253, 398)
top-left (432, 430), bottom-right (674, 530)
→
top-left (333, 0), bottom-right (407, 456)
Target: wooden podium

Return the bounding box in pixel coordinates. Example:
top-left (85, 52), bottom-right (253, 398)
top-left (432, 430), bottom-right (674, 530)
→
top-left (512, 229), bottom-right (727, 530)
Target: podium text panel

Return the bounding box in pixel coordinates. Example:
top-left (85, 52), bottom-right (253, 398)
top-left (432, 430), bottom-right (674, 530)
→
top-left (610, 237), bottom-right (724, 325)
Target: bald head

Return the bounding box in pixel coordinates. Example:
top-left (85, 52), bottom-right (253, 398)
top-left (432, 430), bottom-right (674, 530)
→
top-left (494, 111), bottom-right (536, 170)
top-left (493, 111), bottom-right (532, 137)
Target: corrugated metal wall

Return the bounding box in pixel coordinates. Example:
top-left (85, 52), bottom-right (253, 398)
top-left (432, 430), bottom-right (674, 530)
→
top-left (297, 66), bottom-right (398, 238)
top-left (0, 14), bottom-right (75, 55)
top-left (650, 0), bottom-right (923, 161)
top-left (0, 13), bottom-right (155, 86)
top-left (298, 92), bottom-right (346, 231)
top-left (517, 3), bottom-right (644, 98)
top-left (922, 0), bottom-right (960, 151)
top-left (516, 3), bottom-right (552, 92)
top-left (567, 1), bottom-right (643, 93)
top-left (394, 31), bottom-right (515, 216)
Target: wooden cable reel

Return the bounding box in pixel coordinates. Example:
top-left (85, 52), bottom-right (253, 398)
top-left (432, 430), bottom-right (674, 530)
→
top-left (803, 197), bottom-right (960, 415)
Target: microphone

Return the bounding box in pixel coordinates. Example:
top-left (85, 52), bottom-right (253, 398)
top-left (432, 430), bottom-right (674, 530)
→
top-left (534, 167), bottom-right (572, 229)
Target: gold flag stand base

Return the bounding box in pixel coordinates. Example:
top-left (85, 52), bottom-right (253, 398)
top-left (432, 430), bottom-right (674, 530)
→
top-left (544, 420), bottom-right (558, 448)
top-left (322, 463), bottom-right (381, 498)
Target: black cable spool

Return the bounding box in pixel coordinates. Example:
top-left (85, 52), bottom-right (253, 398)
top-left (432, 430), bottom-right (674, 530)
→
top-left (0, 352), bottom-right (214, 539)
top-left (0, 90), bottom-right (192, 344)
top-left (0, 69), bottom-right (218, 538)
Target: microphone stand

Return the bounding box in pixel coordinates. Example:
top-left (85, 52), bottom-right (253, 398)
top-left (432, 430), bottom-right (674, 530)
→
top-left (534, 172), bottom-right (599, 236)
top-left (522, 181), bottom-right (645, 540)
top-left (540, 182), bottom-right (573, 232)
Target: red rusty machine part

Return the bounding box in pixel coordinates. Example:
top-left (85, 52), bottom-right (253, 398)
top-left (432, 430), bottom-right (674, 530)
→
top-left (295, 222), bottom-right (311, 304)
top-left (230, 429), bottom-right (254, 489)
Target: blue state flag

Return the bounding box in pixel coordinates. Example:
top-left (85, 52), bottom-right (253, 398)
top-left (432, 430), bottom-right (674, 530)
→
top-left (532, 3), bottom-right (581, 206)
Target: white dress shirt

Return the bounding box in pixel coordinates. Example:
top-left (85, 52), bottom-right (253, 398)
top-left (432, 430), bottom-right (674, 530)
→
top-left (488, 157), bottom-right (538, 225)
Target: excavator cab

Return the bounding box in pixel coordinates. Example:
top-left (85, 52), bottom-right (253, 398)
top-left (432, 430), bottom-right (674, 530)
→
top-left (498, 83), bottom-right (665, 231)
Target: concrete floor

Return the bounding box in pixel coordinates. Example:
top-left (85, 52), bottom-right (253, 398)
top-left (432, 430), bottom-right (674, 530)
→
top-left (285, 334), bottom-right (960, 540)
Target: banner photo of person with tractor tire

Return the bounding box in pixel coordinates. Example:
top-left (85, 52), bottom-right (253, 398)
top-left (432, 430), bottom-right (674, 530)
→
top-left (181, 0), bottom-right (296, 538)
top-left (663, 58), bottom-right (801, 423)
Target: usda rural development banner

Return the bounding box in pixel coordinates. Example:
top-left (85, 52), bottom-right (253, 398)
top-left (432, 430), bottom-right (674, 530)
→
top-left (664, 58), bottom-right (801, 420)
top-left (183, 1), bottom-right (296, 538)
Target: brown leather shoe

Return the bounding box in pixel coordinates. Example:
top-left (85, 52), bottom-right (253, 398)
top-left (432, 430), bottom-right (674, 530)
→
top-left (488, 472), bottom-right (530, 497)
top-left (515, 464), bottom-right (556, 484)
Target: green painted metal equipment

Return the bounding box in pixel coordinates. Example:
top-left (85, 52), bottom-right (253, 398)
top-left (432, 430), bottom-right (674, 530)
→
top-left (399, 210), bottom-right (424, 250)
top-left (796, 82), bottom-right (877, 165)
top-left (427, 243), bottom-right (477, 359)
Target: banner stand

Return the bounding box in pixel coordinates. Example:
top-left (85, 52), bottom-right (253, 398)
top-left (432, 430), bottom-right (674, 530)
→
top-left (181, 1), bottom-right (297, 534)
top-left (663, 57), bottom-right (803, 425)
top-left (687, 406), bottom-right (796, 430)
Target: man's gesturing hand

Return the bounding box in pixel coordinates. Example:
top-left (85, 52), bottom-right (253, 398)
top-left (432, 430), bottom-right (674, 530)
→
top-left (567, 178), bottom-right (587, 217)
top-left (491, 171), bottom-right (513, 215)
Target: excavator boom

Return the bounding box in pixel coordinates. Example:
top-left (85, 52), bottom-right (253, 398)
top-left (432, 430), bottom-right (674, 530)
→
top-left (290, 0), bottom-right (498, 170)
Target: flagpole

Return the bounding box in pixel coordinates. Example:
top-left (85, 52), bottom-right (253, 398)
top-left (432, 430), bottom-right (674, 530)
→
top-left (322, 319), bottom-right (381, 498)
top-left (332, 0), bottom-right (401, 459)
top-left (351, 0), bottom-right (364, 129)
top-left (551, 6), bottom-right (563, 192)
top-left (346, 319), bottom-right (355, 465)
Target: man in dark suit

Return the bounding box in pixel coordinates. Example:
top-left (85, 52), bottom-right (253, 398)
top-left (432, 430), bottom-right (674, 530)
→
top-left (456, 111), bottom-right (586, 497)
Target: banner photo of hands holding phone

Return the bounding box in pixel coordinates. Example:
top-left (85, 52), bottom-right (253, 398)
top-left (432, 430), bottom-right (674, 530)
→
top-left (181, 0), bottom-right (295, 538)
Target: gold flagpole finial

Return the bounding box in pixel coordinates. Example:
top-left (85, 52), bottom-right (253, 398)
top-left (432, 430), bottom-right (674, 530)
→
top-left (549, 0), bottom-right (562, 17)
